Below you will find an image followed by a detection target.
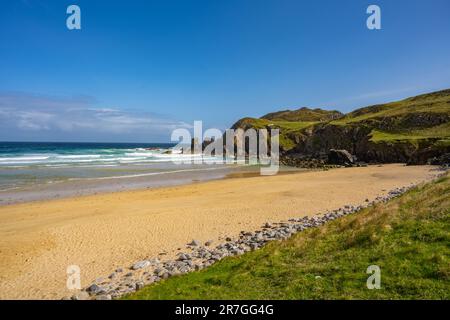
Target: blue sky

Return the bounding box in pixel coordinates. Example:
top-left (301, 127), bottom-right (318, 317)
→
top-left (0, 0), bottom-right (449, 142)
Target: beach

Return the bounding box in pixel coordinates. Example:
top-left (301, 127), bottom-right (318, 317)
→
top-left (0, 164), bottom-right (439, 299)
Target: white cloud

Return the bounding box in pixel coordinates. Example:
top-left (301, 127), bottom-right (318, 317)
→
top-left (0, 92), bottom-right (192, 141)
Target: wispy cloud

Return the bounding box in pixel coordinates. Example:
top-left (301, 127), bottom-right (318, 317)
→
top-left (0, 92), bottom-right (191, 142)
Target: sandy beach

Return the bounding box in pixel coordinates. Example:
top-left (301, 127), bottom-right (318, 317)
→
top-left (0, 164), bottom-right (439, 299)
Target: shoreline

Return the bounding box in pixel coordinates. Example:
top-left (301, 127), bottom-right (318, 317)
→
top-left (0, 164), bottom-right (307, 207)
top-left (0, 164), bottom-right (440, 299)
top-left (0, 164), bottom-right (261, 206)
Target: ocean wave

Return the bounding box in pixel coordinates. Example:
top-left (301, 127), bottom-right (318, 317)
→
top-left (0, 150), bottom-right (221, 167)
top-left (0, 156), bottom-right (50, 162)
top-left (67, 166), bottom-right (230, 181)
top-left (56, 155), bottom-right (102, 159)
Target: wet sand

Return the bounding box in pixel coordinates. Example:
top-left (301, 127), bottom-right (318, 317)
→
top-left (0, 164), bottom-right (439, 299)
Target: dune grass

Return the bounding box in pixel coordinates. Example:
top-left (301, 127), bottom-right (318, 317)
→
top-left (124, 173), bottom-right (450, 300)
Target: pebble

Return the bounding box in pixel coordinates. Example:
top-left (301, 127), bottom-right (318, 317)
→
top-left (132, 260), bottom-right (151, 270)
top-left (135, 281), bottom-right (145, 290)
top-left (188, 239), bottom-right (201, 247)
top-left (86, 284), bottom-right (106, 295)
top-left (71, 291), bottom-right (90, 300)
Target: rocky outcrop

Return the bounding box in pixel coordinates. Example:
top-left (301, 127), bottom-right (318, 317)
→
top-left (286, 114), bottom-right (450, 164)
top-left (231, 89), bottom-right (450, 165)
top-left (427, 153), bottom-right (450, 166)
top-left (328, 149), bottom-right (355, 166)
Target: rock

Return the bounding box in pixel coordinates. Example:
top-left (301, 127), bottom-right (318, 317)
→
top-left (86, 284), bottom-right (106, 295)
top-left (327, 149), bottom-right (355, 166)
top-left (115, 268), bottom-right (123, 273)
top-left (154, 267), bottom-right (167, 277)
top-left (135, 281), bottom-right (145, 290)
top-left (427, 153), bottom-right (450, 166)
top-left (188, 239), bottom-right (201, 246)
top-left (205, 240), bottom-right (213, 246)
top-left (132, 260), bottom-right (150, 270)
top-left (177, 253), bottom-right (188, 261)
top-left (225, 237), bottom-right (232, 242)
top-left (95, 294), bottom-right (112, 300)
top-left (71, 291), bottom-right (90, 300)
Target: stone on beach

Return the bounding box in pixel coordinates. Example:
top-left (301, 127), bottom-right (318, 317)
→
top-left (188, 239), bottom-right (201, 246)
top-left (86, 284), bottom-right (106, 295)
top-left (71, 291), bottom-right (90, 300)
top-left (131, 260), bottom-right (151, 270)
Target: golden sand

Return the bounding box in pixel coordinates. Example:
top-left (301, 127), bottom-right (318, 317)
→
top-left (0, 164), bottom-right (438, 299)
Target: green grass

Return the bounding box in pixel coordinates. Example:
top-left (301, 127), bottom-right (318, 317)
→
top-left (370, 122), bottom-right (450, 143)
top-left (233, 117), bottom-right (316, 131)
top-left (124, 174), bottom-right (450, 300)
top-left (232, 118), bottom-right (317, 151)
top-left (331, 89), bottom-right (450, 126)
top-left (261, 107), bottom-right (342, 122)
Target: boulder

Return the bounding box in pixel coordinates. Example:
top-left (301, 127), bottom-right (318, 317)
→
top-left (327, 149), bottom-right (355, 166)
top-left (427, 153), bottom-right (450, 166)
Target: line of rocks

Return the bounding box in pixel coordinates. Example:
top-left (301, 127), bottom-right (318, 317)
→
top-left (67, 172), bottom-right (446, 300)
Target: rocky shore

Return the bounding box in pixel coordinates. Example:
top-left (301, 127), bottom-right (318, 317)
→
top-left (67, 169), bottom-right (447, 300)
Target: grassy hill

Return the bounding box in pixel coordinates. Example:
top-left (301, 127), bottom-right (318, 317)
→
top-left (332, 89), bottom-right (450, 125)
top-left (231, 107), bottom-right (340, 152)
top-left (125, 174), bottom-right (449, 300)
top-left (232, 89), bottom-right (450, 162)
top-left (261, 107), bottom-right (343, 122)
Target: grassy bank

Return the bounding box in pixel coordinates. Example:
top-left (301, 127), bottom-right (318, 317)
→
top-left (125, 173), bottom-right (450, 300)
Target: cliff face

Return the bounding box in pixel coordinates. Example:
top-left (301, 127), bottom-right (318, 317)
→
top-left (231, 89), bottom-right (450, 164)
top-left (290, 120), bottom-right (449, 164)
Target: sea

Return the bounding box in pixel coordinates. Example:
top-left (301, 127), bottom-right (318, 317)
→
top-left (0, 141), bottom-right (248, 204)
